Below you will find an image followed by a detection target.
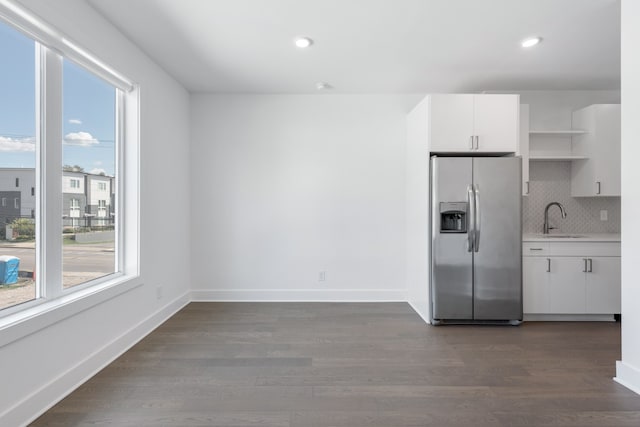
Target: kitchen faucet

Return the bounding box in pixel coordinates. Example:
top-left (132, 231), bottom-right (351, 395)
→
top-left (543, 202), bottom-right (567, 234)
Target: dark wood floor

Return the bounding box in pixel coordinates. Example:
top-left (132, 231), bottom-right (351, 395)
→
top-left (32, 302), bottom-right (640, 426)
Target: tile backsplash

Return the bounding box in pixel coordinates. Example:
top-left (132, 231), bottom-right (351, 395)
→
top-left (523, 161), bottom-right (620, 234)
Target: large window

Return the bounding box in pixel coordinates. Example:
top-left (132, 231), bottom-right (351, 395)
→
top-left (62, 59), bottom-right (117, 289)
top-left (0, 20), bottom-right (36, 311)
top-left (0, 8), bottom-right (137, 316)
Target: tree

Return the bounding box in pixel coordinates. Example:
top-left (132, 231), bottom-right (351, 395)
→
top-left (63, 164), bottom-right (84, 172)
top-left (10, 218), bottom-right (35, 240)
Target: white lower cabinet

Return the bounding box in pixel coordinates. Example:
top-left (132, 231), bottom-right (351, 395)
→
top-left (585, 257), bottom-right (621, 313)
top-left (523, 257), bottom-right (549, 313)
top-left (523, 242), bottom-right (621, 316)
top-left (548, 257), bottom-right (587, 314)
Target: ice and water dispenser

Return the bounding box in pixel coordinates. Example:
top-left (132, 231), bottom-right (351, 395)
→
top-left (439, 202), bottom-right (467, 233)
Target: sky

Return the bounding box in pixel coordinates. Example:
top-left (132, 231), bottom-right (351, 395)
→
top-left (0, 20), bottom-right (116, 176)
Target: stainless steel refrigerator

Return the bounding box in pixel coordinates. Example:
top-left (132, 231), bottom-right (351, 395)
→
top-left (430, 156), bottom-right (522, 325)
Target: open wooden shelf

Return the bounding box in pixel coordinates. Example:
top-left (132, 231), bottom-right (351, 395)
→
top-left (529, 130), bottom-right (587, 135)
top-left (529, 155), bottom-right (588, 161)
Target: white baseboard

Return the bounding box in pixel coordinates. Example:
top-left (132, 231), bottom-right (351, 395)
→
top-left (1, 292), bottom-right (191, 427)
top-left (523, 314), bottom-right (616, 322)
top-left (190, 288), bottom-right (406, 302)
top-left (615, 360), bottom-right (640, 395)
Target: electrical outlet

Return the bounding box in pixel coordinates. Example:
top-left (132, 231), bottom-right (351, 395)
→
top-left (600, 210), bottom-right (608, 221)
top-left (318, 271), bottom-right (326, 282)
top-left (156, 285), bottom-right (163, 299)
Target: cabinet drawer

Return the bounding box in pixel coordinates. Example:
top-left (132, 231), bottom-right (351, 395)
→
top-left (523, 242), bottom-right (550, 255)
top-left (549, 242), bottom-right (620, 257)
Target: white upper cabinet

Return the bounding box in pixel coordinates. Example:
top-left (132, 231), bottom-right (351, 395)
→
top-left (428, 94), bottom-right (519, 153)
top-left (429, 94), bottom-right (474, 152)
top-left (571, 104), bottom-right (621, 197)
top-left (474, 95), bottom-right (520, 152)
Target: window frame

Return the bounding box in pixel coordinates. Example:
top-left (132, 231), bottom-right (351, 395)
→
top-left (0, 3), bottom-right (140, 324)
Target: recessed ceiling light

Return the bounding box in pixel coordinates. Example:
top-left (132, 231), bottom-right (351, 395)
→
top-left (521, 37), bottom-right (542, 48)
top-left (316, 82), bottom-right (333, 91)
top-left (294, 37), bottom-right (313, 48)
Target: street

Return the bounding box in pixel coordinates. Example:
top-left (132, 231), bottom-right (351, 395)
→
top-left (0, 242), bottom-right (115, 275)
top-left (0, 241), bottom-right (117, 309)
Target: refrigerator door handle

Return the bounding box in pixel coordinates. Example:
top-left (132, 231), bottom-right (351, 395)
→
top-left (467, 185), bottom-right (475, 252)
top-left (473, 184), bottom-right (481, 252)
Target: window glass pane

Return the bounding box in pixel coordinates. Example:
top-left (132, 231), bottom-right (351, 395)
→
top-left (62, 59), bottom-right (116, 288)
top-left (0, 21), bottom-right (37, 310)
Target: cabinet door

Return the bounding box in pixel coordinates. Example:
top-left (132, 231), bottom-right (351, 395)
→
top-left (523, 257), bottom-right (550, 314)
top-left (429, 94), bottom-right (474, 152)
top-left (593, 105), bottom-right (621, 196)
top-left (473, 94), bottom-right (519, 153)
top-left (585, 257), bottom-right (621, 313)
top-left (571, 104), bottom-right (621, 197)
top-left (548, 257), bottom-right (586, 314)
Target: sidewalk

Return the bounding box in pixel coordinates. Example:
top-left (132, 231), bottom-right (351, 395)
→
top-left (0, 241), bottom-right (36, 249)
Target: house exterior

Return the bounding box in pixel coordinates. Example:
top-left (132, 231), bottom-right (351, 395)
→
top-left (0, 168), bottom-right (114, 230)
top-left (0, 168), bottom-right (36, 222)
top-left (0, 191), bottom-right (21, 233)
top-left (85, 174), bottom-right (115, 226)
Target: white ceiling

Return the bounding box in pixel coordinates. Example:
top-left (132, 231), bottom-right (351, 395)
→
top-left (88, 0), bottom-right (620, 94)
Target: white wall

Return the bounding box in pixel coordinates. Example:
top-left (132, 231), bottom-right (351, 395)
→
top-left (0, 1), bottom-right (191, 425)
top-left (405, 97), bottom-right (430, 323)
top-left (616, 0), bottom-right (640, 395)
top-left (190, 94), bottom-right (421, 301)
top-left (516, 90), bottom-right (620, 129)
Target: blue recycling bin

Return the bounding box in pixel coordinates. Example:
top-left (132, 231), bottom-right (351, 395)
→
top-left (0, 255), bottom-right (20, 285)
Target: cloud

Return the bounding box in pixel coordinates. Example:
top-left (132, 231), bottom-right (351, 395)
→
top-left (0, 136), bottom-right (36, 152)
top-left (89, 168), bottom-right (107, 175)
top-left (64, 131), bottom-right (99, 146)
top-left (68, 119), bottom-right (82, 125)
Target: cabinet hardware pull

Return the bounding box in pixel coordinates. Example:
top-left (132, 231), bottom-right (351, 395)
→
top-left (475, 135), bottom-right (479, 150)
top-left (529, 248), bottom-right (543, 251)
top-left (526, 181), bottom-right (530, 194)
top-left (469, 136), bottom-right (474, 150)
top-left (583, 258), bottom-right (588, 273)
top-left (473, 184), bottom-right (481, 252)
top-left (588, 258), bottom-right (593, 273)
top-left (546, 258), bottom-right (551, 272)
top-left (596, 181), bottom-right (601, 195)
top-left (467, 185), bottom-right (474, 252)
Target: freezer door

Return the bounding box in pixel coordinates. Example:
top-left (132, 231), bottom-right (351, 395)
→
top-left (472, 157), bottom-right (523, 320)
top-left (431, 157), bottom-right (473, 320)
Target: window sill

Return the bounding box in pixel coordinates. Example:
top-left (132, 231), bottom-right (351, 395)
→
top-left (0, 276), bottom-right (142, 348)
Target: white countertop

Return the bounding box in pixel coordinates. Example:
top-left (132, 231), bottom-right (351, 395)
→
top-left (523, 233), bottom-right (621, 242)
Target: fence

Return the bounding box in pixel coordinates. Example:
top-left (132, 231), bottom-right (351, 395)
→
top-left (62, 215), bottom-right (115, 231)
top-left (1, 215), bottom-right (115, 240)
